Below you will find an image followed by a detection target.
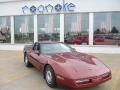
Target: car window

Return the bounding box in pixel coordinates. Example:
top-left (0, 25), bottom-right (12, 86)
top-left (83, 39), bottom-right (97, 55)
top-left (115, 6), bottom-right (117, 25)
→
top-left (40, 43), bottom-right (73, 54)
top-left (33, 43), bottom-right (39, 51)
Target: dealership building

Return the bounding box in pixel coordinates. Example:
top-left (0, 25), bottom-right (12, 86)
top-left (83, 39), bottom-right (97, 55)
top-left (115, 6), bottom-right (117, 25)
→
top-left (0, 0), bottom-right (120, 53)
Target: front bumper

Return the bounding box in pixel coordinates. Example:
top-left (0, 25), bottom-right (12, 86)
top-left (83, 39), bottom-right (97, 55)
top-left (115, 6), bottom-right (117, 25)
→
top-left (57, 73), bottom-right (112, 88)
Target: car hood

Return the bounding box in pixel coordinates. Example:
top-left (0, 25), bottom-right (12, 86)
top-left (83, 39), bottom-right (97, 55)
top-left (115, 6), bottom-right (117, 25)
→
top-left (48, 52), bottom-right (110, 79)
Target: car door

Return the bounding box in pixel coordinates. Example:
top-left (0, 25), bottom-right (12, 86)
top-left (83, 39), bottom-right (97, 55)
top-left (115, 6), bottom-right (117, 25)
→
top-left (29, 43), bottom-right (42, 70)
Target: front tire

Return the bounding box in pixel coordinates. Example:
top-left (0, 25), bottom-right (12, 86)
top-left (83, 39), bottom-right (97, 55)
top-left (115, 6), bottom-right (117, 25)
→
top-left (45, 65), bottom-right (57, 88)
top-left (24, 53), bottom-right (33, 67)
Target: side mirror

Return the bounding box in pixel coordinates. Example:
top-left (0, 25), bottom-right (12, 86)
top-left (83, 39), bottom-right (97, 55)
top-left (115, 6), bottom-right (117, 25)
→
top-left (35, 50), bottom-right (40, 56)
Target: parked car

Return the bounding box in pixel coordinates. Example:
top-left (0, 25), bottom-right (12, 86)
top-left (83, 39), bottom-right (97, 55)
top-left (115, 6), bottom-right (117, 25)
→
top-left (65, 35), bottom-right (88, 45)
top-left (64, 37), bottom-right (75, 44)
top-left (73, 35), bottom-right (88, 45)
top-left (0, 32), bottom-right (6, 43)
top-left (24, 42), bottom-right (111, 88)
top-left (0, 26), bottom-right (10, 43)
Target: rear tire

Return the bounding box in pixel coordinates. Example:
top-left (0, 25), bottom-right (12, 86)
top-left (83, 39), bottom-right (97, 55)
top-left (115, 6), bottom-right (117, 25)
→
top-left (45, 65), bottom-right (57, 88)
top-left (24, 53), bottom-right (33, 67)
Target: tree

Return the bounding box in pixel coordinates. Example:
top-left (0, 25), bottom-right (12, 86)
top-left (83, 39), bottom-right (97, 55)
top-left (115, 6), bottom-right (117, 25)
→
top-left (111, 26), bottom-right (119, 33)
top-left (94, 28), bottom-right (101, 34)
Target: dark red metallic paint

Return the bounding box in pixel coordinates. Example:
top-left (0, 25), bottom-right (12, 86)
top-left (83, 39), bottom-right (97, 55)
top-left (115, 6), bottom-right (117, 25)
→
top-left (24, 42), bottom-right (111, 88)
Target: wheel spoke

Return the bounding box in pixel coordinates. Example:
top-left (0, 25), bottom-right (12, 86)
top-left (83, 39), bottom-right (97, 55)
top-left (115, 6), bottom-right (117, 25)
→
top-left (46, 70), bottom-right (52, 84)
top-left (25, 56), bottom-right (28, 64)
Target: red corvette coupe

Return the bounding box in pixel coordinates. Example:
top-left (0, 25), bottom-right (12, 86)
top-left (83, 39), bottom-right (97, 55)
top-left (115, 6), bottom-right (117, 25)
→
top-left (23, 42), bottom-right (111, 88)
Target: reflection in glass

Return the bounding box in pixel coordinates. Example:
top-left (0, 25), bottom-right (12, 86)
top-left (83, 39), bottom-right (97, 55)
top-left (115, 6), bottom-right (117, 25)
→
top-left (0, 17), bottom-right (11, 43)
top-left (38, 14), bottom-right (60, 41)
top-left (94, 12), bottom-right (120, 45)
top-left (64, 13), bottom-right (89, 45)
top-left (14, 16), bottom-right (34, 43)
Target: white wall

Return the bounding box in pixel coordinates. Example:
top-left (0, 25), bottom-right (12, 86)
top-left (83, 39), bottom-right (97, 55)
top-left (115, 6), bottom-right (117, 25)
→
top-left (67, 0), bottom-right (120, 12)
top-left (0, 44), bottom-right (24, 50)
top-left (72, 45), bottom-right (120, 54)
top-left (0, 0), bottom-right (20, 2)
top-left (0, 44), bottom-right (120, 54)
top-left (0, 0), bottom-right (120, 16)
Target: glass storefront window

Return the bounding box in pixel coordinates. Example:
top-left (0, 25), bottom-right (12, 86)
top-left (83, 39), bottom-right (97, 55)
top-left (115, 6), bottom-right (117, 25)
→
top-left (64, 13), bottom-right (89, 45)
top-left (14, 15), bottom-right (34, 43)
top-left (0, 17), bottom-right (11, 43)
top-left (94, 12), bottom-right (120, 45)
top-left (38, 14), bottom-right (60, 41)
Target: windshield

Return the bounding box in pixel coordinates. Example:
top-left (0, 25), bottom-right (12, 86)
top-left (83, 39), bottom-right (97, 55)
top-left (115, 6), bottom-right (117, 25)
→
top-left (40, 43), bottom-right (73, 54)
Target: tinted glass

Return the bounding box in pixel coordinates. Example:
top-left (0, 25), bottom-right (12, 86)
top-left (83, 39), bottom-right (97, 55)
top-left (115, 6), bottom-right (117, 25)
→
top-left (94, 12), bottom-right (120, 45)
top-left (0, 16), bottom-right (11, 43)
top-left (14, 15), bottom-right (34, 43)
top-left (64, 13), bottom-right (89, 45)
top-left (38, 14), bottom-right (60, 41)
top-left (40, 43), bottom-right (72, 54)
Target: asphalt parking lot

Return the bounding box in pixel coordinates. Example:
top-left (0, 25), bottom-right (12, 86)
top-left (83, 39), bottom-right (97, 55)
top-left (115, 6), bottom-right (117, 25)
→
top-left (0, 51), bottom-right (120, 90)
